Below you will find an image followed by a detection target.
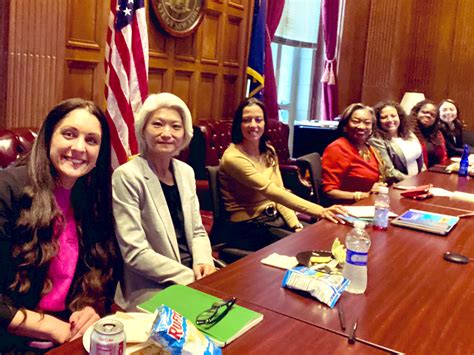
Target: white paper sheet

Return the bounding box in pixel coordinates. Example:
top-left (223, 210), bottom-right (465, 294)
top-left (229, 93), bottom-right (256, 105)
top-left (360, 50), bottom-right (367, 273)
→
top-left (344, 205), bottom-right (398, 218)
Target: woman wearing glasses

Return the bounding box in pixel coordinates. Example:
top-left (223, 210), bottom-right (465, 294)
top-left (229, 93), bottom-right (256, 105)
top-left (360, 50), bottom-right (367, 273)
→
top-left (218, 98), bottom-right (346, 252)
top-left (112, 93), bottom-right (215, 311)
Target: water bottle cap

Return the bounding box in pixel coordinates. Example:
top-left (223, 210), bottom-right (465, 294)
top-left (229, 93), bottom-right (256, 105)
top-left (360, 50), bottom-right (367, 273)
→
top-left (354, 220), bottom-right (366, 229)
top-left (378, 186), bottom-right (389, 193)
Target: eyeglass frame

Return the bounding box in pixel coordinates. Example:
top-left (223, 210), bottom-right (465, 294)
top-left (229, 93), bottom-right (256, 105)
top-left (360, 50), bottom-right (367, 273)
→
top-left (195, 297), bottom-right (237, 325)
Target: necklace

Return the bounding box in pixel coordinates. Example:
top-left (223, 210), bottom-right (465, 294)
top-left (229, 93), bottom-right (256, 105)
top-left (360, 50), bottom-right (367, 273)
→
top-left (358, 148), bottom-right (371, 162)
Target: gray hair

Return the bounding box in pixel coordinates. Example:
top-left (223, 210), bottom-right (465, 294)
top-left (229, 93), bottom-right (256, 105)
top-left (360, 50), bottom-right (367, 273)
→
top-left (135, 93), bottom-right (193, 155)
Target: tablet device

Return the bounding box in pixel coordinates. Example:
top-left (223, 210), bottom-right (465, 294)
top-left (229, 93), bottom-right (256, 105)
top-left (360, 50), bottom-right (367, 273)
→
top-left (390, 209), bottom-right (459, 236)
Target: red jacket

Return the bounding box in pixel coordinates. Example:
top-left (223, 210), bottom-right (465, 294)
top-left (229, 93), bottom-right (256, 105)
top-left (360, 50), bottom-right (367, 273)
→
top-left (417, 131), bottom-right (449, 167)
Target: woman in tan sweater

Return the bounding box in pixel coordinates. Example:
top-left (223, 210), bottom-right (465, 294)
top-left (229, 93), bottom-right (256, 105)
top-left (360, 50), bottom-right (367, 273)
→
top-left (219, 98), bottom-right (346, 251)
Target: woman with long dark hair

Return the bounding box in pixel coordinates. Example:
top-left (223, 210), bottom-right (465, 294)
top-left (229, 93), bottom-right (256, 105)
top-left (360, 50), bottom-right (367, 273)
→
top-left (369, 100), bottom-right (424, 183)
top-left (0, 98), bottom-right (119, 352)
top-left (411, 99), bottom-right (449, 167)
top-left (218, 98), bottom-right (346, 252)
top-left (438, 99), bottom-right (465, 157)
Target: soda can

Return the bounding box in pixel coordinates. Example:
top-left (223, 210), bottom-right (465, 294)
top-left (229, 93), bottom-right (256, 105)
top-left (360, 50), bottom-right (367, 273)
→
top-left (90, 319), bottom-right (126, 355)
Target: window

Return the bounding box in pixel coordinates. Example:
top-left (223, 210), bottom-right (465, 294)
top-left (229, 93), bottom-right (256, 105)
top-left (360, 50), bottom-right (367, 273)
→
top-left (271, 0), bottom-right (322, 151)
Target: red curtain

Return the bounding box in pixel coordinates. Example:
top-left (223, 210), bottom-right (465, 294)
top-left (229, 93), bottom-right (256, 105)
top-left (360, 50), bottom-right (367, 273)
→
top-left (263, 0), bottom-right (285, 120)
top-left (320, 0), bottom-right (340, 120)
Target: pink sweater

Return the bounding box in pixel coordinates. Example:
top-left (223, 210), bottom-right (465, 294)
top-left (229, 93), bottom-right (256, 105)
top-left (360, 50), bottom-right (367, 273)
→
top-left (38, 187), bottom-right (79, 312)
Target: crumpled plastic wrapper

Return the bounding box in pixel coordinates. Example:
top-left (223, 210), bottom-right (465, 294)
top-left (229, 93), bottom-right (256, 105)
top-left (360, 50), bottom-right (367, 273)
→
top-left (331, 238), bottom-right (346, 265)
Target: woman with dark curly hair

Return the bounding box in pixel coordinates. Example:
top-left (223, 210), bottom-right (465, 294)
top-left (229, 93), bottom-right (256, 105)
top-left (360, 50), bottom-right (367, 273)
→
top-left (411, 99), bottom-right (449, 167)
top-left (0, 98), bottom-right (119, 352)
top-left (369, 100), bottom-right (424, 183)
top-left (321, 103), bottom-right (386, 203)
top-left (438, 99), bottom-right (465, 157)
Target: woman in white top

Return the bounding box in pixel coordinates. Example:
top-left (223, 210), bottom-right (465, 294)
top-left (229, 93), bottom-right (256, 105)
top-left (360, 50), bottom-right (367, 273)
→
top-left (369, 101), bottom-right (424, 183)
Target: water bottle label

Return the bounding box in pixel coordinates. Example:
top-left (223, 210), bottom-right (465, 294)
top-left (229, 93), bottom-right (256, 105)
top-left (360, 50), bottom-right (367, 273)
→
top-left (346, 250), bottom-right (368, 266)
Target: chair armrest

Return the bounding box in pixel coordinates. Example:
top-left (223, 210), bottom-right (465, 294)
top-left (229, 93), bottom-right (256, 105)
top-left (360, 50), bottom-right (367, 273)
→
top-left (279, 164), bottom-right (313, 199)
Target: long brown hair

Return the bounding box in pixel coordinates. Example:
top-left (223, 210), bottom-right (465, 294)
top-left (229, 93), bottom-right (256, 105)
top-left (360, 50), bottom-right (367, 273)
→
top-left (231, 97), bottom-right (276, 165)
top-left (11, 98), bottom-right (119, 315)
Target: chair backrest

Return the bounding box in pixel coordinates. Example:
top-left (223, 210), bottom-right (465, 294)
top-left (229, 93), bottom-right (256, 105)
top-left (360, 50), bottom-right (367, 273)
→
top-left (296, 152), bottom-right (322, 205)
top-left (206, 166), bottom-right (228, 245)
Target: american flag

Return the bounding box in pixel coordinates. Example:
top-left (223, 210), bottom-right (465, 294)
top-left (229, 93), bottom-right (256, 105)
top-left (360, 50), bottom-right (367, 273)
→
top-left (105, 0), bottom-right (148, 165)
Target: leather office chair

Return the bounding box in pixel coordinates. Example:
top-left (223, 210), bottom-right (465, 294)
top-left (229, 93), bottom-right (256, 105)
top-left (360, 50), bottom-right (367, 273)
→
top-left (206, 166), bottom-right (252, 264)
top-left (296, 152), bottom-right (328, 207)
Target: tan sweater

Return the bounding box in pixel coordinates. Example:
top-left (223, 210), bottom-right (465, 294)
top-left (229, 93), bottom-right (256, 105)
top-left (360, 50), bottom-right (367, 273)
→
top-left (219, 144), bottom-right (323, 228)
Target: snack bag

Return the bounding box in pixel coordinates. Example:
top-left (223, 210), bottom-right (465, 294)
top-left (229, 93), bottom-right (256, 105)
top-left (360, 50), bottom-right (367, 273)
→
top-left (281, 266), bottom-right (349, 308)
top-left (149, 305), bottom-right (221, 355)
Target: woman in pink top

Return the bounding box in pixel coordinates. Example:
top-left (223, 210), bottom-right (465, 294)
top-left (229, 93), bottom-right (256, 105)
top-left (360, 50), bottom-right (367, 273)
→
top-left (0, 99), bottom-right (119, 352)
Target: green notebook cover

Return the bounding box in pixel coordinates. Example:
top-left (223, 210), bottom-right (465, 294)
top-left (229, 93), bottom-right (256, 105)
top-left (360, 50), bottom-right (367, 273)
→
top-left (137, 285), bottom-right (263, 347)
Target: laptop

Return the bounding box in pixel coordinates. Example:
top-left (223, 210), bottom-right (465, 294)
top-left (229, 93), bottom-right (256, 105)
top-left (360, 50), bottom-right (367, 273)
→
top-left (390, 209), bottom-right (459, 236)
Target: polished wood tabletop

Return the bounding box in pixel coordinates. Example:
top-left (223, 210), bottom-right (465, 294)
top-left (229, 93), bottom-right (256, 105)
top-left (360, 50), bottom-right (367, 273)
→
top-left (48, 171), bottom-right (473, 354)
top-left (197, 171), bottom-right (474, 354)
top-left (47, 285), bottom-right (385, 354)
top-left (396, 170), bottom-right (474, 212)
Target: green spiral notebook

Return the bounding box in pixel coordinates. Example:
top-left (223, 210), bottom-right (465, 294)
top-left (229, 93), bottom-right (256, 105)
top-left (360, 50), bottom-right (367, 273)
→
top-left (137, 285), bottom-right (264, 347)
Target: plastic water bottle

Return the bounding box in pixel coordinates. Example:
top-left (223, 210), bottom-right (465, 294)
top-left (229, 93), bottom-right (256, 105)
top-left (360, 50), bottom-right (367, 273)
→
top-left (373, 186), bottom-right (390, 230)
top-left (343, 221), bottom-right (371, 294)
top-left (458, 144), bottom-right (469, 177)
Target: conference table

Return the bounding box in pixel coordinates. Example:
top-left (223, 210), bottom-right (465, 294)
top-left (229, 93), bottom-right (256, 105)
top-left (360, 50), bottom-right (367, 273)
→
top-left (195, 171), bottom-right (474, 354)
top-left (48, 171), bottom-right (473, 354)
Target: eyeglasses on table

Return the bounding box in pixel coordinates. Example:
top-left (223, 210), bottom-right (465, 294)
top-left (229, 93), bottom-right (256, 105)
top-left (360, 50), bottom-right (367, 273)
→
top-left (195, 297), bottom-right (237, 325)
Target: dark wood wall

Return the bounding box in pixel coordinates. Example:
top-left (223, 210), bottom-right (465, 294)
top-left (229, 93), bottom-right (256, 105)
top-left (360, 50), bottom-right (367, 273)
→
top-left (2, 0), bottom-right (474, 130)
top-left (0, 0), bottom-right (252, 129)
top-left (339, 0), bottom-right (474, 130)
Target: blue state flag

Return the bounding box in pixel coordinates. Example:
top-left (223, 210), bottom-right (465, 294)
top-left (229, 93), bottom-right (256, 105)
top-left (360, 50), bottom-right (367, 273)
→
top-left (246, 0), bottom-right (266, 99)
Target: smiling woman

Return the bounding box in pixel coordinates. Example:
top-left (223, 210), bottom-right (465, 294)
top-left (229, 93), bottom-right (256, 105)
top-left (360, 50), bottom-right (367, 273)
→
top-left (218, 98), bottom-right (347, 254)
top-left (112, 92), bottom-right (215, 311)
top-left (321, 103), bottom-right (387, 203)
top-left (411, 99), bottom-right (449, 167)
top-left (0, 98), bottom-right (119, 352)
top-left (369, 101), bottom-right (424, 183)
top-left (49, 109), bottom-right (102, 189)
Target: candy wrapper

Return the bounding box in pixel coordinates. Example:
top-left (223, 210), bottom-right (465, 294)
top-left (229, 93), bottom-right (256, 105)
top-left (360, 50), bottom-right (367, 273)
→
top-left (281, 266), bottom-right (349, 308)
top-left (149, 305), bottom-right (221, 355)
top-left (331, 238), bottom-right (346, 265)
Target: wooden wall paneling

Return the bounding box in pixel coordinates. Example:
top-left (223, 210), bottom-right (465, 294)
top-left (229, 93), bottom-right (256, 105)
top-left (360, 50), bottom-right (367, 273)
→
top-left (448, 0), bottom-right (474, 130)
top-left (173, 70), bottom-right (194, 108)
top-left (64, 0), bottom-right (107, 106)
top-left (361, 0), bottom-right (406, 106)
top-left (196, 73), bottom-right (217, 120)
top-left (223, 14), bottom-right (242, 66)
top-left (404, 0), bottom-right (456, 98)
top-left (0, 0), bottom-right (10, 127)
top-left (200, 10), bottom-right (220, 64)
top-left (222, 74), bottom-right (238, 120)
top-left (148, 67), bottom-right (166, 94)
top-left (64, 60), bottom-right (98, 100)
top-left (228, 0), bottom-right (244, 10)
top-left (175, 33), bottom-right (197, 61)
top-left (6, 0), bottom-right (66, 129)
top-left (337, 0), bottom-right (371, 112)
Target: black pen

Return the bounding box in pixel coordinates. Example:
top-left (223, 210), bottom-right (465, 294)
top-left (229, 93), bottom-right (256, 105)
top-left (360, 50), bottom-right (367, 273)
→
top-left (338, 304), bottom-right (346, 331)
top-left (348, 320), bottom-right (358, 344)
